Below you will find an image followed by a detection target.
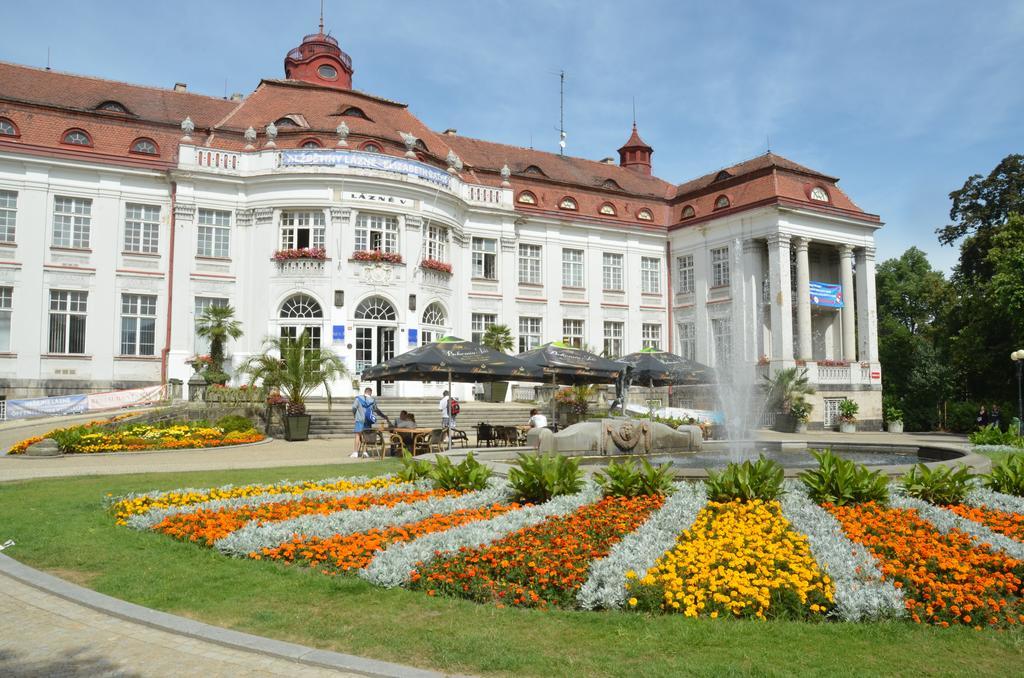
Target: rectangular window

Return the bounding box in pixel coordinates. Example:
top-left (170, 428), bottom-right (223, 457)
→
top-left (120, 294), bottom-right (157, 356)
top-left (676, 254), bottom-right (694, 294)
top-left (194, 297), bottom-right (229, 354)
top-left (0, 189), bottom-right (17, 243)
top-left (642, 323), bottom-right (662, 350)
top-left (679, 321), bottom-right (696, 361)
top-left (711, 246), bottom-right (730, 288)
top-left (472, 237), bottom-right (497, 279)
top-left (563, 319), bottom-right (584, 348)
top-left (197, 208), bottom-right (231, 257)
top-left (518, 244), bottom-right (542, 285)
top-left (124, 203), bottom-right (160, 254)
top-left (48, 289), bottom-right (87, 354)
top-left (518, 316), bottom-right (542, 353)
top-left (641, 257), bottom-right (661, 294)
top-left (0, 286), bottom-right (11, 352)
top-left (280, 210), bottom-right (325, 250)
top-left (471, 312), bottom-right (496, 344)
top-left (712, 317), bottom-right (733, 368)
top-left (425, 222), bottom-right (448, 262)
top-left (280, 325), bottom-right (322, 349)
top-left (53, 196), bottom-right (91, 249)
top-left (603, 321), bottom-right (623, 358)
top-left (602, 253), bottom-right (623, 291)
top-left (562, 248), bottom-right (584, 288)
top-left (354, 212), bottom-right (399, 253)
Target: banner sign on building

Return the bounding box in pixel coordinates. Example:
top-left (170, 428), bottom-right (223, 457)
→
top-left (408, 328), bottom-right (418, 346)
top-left (333, 325), bottom-right (345, 343)
top-left (280, 150), bottom-right (452, 188)
top-left (5, 394), bottom-right (88, 419)
top-left (809, 281), bottom-right (844, 308)
top-left (85, 385), bottom-right (166, 411)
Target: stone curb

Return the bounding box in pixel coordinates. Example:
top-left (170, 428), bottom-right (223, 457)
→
top-left (0, 553), bottom-right (455, 678)
top-left (2, 437), bottom-right (273, 459)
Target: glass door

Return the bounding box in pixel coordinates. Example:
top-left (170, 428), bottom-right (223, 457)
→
top-left (377, 326), bottom-right (396, 395)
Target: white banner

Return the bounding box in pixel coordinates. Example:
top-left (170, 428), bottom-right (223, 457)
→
top-left (85, 384), bottom-right (167, 412)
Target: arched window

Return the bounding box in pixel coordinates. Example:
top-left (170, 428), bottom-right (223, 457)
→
top-left (274, 116), bottom-right (304, 128)
top-left (280, 294), bottom-right (324, 319)
top-left (355, 296), bottom-right (397, 321)
top-left (714, 195), bottom-right (730, 210)
top-left (318, 64), bottom-right (338, 80)
top-left (279, 294), bottom-right (323, 348)
top-left (340, 106), bottom-right (371, 120)
top-left (637, 208), bottom-right (654, 221)
top-left (810, 186), bottom-right (830, 202)
top-left (558, 196), bottom-right (577, 211)
top-left (62, 129), bottom-right (92, 146)
top-left (414, 139), bottom-right (429, 153)
top-left (0, 118), bottom-right (18, 137)
top-left (602, 179), bottom-right (622, 190)
top-left (300, 138), bottom-right (322, 149)
top-left (599, 202), bottom-right (617, 216)
top-left (96, 101), bottom-right (128, 113)
top-left (130, 138), bottom-right (158, 155)
top-left (516, 191), bottom-right (537, 205)
top-left (422, 302), bottom-right (447, 327)
top-left (681, 205), bottom-right (696, 219)
top-left (714, 170), bottom-right (732, 182)
top-left (523, 165), bottom-right (546, 176)
top-left (360, 142), bottom-right (383, 153)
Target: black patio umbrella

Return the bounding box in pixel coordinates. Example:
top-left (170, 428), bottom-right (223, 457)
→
top-left (515, 341), bottom-right (626, 385)
top-left (618, 348), bottom-right (715, 387)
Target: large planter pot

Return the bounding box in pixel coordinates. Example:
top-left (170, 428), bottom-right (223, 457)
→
top-left (284, 414), bottom-right (311, 441)
top-left (795, 421), bottom-right (808, 434)
top-left (888, 420), bottom-right (904, 433)
top-left (772, 413), bottom-right (798, 433)
top-left (839, 421), bottom-right (856, 434)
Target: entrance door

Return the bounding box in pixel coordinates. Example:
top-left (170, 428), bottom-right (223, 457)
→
top-left (377, 326), bottom-right (396, 396)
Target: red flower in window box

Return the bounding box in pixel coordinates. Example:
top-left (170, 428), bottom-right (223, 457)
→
top-left (817, 359), bottom-right (849, 367)
top-left (352, 249), bottom-right (403, 264)
top-left (420, 258), bottom-right (452, 274)
top-left (272, 247), bottom-right (327, 262)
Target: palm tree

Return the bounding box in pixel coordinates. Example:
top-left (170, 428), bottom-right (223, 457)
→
top-left (196, 305), bottom-right (243, 384)
top-left (763, 366), bottom-right (816, 414)
top-left (239, 332), bottom-right (348, 416)
top-left (481, 324), bottom-right (514, 353)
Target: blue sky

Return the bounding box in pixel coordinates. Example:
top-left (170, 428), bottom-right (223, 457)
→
top-left (4, 0), bottom-right (1022, 273)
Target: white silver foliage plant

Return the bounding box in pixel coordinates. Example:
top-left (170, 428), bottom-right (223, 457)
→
top-left (577, 482), bottom-right (707, 610)
top-left (890, 491), bottom-right (1024, 561)
top-left (215, 480), bottom-right (511, 557)
top-left (779, 481), bottom-right (904, 621)
top-left (965, 487), bottom-right (1024, 515)
top-left (361, 485), bottom-right (602, 588)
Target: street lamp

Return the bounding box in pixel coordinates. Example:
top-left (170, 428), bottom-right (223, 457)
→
top-left (1012, 350), bottom-right (1024, 436)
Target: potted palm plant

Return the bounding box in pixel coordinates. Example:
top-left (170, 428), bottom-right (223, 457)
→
top-left (195, 305), bottom-right (243, 385)
top-left (885, 403), bottom-right (904, 433)
top-left (764, 367), bottom-right (816, 433)
top-left (239, 331), bottom-right (348, 441)
top-left (838, 398), bottom-right (859, 433)
top-left (481, 324), bottom-right (514, 403)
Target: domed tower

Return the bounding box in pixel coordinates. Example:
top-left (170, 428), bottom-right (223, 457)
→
top-left (284, 24), bottom-right (353, 90)
top-left (617, 123), bottom-right (653, 175)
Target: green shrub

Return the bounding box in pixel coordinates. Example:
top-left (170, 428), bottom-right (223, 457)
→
top-left (593, 458), bottom-right (676, 498)
top-left (900, 464), bottom-right (973, 505)
top-left (883, 404), bottom-right (903, 423)
top-left (215, 414), bottom-right (255, 433)
top-left (982, 456), bottom-right (1024, 496)
top-left (838, 398), bottom-right (859, 422)
top-left (798, 449), bottom-right (889, 506)
top-left (943, 401), bottom-right (981, 433)
top-left (508, 453), bottom-right (584, 503)
top-left (430, 452), bottom-right (492, 492)
top-left (969, 424), bottom-right (1024, 448)
top-left (397, 452), bottom-right (433, 482)
top-left (705, 456), bottom-right (784, 502)
top-left (789, 400), bottom-right (811, 422)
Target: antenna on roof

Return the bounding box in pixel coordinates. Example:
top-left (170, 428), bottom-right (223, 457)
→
top-left (766, 135), bottom-right (771, 153)
top-left (632, 96), bottom-right (636, 126)
top-left (319, 0), bottom-right (325, 32)
top-left (558, 70), bottom-right (566, 156)
top-left (46, 46), bottom-right (51, 71)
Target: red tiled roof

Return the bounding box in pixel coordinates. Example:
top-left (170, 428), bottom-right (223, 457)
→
top-left (675, 152), bottom-right (836, 198)
top-left (618, 124), bottom-right (652, 152)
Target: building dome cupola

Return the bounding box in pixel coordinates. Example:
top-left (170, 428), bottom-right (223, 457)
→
top-left (617, 123), bottom-right (653, 175)
top-left (284, 20), bottom-right (353, 90)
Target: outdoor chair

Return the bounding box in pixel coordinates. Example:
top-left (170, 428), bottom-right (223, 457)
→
top-left (418, 428), bottom-right (448, 455)
top-left (476, 423), bottom-right (497, 447)
top-left (359, 429), bottom-right (387, 459)
top-left (495, 425), bottom-right (519, 446)
top-left (450, 428), bottom-right (469, 448)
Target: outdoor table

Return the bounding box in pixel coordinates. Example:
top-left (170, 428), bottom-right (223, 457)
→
top-left (391, 427), bottom-right (434, 455)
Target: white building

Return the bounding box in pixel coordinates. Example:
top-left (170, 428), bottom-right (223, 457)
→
top-left (0, 28), bottom-right (883, 428)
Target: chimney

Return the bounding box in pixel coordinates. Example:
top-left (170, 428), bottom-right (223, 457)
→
top-left (229, 92), bottom-right (244, 102)
top-left (442, 128), bottom-right (457, 136)
top-left (173, 82), bottom-right (188, 92)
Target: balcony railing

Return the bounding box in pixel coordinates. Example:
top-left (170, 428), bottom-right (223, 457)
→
top-left (274, 258), bottom-right (327, 275)
top-left (817, 365), bottom-right (852, 384)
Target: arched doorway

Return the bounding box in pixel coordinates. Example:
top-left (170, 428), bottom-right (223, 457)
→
top-left (279, 293), bottom-right (323, 347)
top-left (354, 295), bottom-right (398, 394)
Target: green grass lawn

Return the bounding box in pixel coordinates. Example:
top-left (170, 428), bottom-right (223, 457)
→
top-left (1, 463), bottom-right (1022, 677)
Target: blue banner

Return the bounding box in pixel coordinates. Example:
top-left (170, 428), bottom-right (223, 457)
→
top-left (408, 328), bottom-right (418, 346)
top-left (280, 150), bottom-right (452, 188)
top-left (6, 394), bottom-right (88, 419)
top-left (810, 281), bottom-right (844, 308)
top-left (332, 325), bottom-right (345, 343)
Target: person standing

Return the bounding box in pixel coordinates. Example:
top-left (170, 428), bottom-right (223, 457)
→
top-left (439, 390), bottom-right (455, 430)
top-left (352, 387), bottom-right (381, 458)
top-left (976, 405), bottom-right (989, 429)
top-left (990, 404), bottom-right (1002, 431)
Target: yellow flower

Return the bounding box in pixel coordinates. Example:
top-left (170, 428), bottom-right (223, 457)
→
top-left (628, 597), bottom-right (638, 607)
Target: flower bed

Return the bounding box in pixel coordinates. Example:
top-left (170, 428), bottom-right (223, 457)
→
top-left (827, 502), bottom-right (1024, 628)
top-left (9, 419), bottom-right (264, 456)
top-left (255, 502), bottom-right (521, 573)
top-left (947, 504), bottom-right (1024, 542)
top-left (411, 495), bottom-right (663, 609)
top-left (626, 500), bottom-right (834, 620)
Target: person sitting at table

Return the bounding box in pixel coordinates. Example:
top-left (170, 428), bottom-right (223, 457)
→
top-left (395, 410), bottom-right (416, 428)
top-left (529, 408), bottom-right (548, 429)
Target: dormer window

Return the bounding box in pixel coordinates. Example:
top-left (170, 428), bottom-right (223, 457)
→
top-left (810, 186), bottom-right (830, 202)
top-left (318, 64), bottom-right (338, 80)
top-left (339, 106), bottom-right (371, 120)
top-left (516, 191), bottom-right (537, 205)
top-left (637, 208), bottom-right (654, 221)
top-left (681, 205), bottom-right (696, 219)
top-left (360, 142), bottom-right (382, 153)
top-left (130, 138), bottom-right (158, 155)
top-left (415, 139), bottom-right (429, 153)
top-left (523, 165), bottom-right (546, 176)
top-left (96, 100), bottom-right (129, 113)
top-left (714, 170), bottom-right (732, 182)
top-left (559, 197), bottom-right (578, 211)
top-left (0, 118), bottom-right (18, 137)
top-left (714, 195), bottom-right (730, 210)
top-left (602, 179), bottom-right (622, 190)
top-left (62, 129), bottom-right (92, 146)
top-left (599, 202), bottom-right (616, 216)
top-left (274, 115), bottom-right (307, 128)
top-left (300, 138), bottom-right (322, 149)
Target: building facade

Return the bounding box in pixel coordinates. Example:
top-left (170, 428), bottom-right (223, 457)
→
top-left (0, 29), bottom-right (883, 428)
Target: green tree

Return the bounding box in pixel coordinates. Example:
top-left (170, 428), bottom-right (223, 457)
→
top-left (481, 323), bottom-right (514, 353)
top-left (195, 305), bottom-right (243, 385)
top-left (239, 332), bottom-right (348, 415)
top-left (986, 213), bottom-right (1024, 344)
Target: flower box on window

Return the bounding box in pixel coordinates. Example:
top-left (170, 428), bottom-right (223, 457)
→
top-left (272, 247), bottom-right (327, 262)
top-left (352, 249), bottom-right (403, 264)
top-left (817, 359), bottom-right (850, 367)
top-left (420, 258), bottom-right (452, 275)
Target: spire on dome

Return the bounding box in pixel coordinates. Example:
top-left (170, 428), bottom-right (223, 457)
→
top-left (617, 123), bottom-right (653, 175)
top-left (283, 14), bottom-right (354, 90)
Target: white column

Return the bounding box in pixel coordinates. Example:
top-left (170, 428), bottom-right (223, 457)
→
top-left (839, 244), bottom-right (857, 361)
top-left (855, 246), bottom-right (879, 362)
top-left (741, 239), bottom-right (763, 362)
top-left (767, 233), bottom-right (793, 361)
top-left (793, 237), bottom-right (812, 361)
